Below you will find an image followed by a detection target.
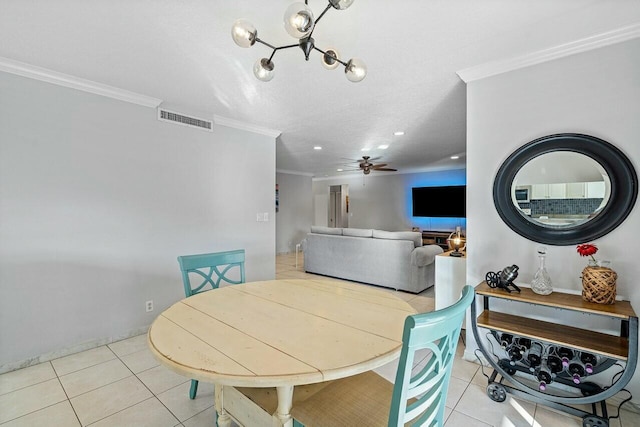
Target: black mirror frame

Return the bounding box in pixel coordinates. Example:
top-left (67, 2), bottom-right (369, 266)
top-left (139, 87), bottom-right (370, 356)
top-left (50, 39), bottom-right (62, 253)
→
top-left (493, 133), bottom-right (638, 246)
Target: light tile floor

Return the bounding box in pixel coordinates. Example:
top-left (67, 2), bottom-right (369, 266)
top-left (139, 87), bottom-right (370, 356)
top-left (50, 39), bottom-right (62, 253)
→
top-left (1, 253), bottom-right (638, 426)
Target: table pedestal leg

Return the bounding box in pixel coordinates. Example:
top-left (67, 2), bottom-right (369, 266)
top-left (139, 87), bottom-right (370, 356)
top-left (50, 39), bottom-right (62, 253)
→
top-left (214, 384), bottom-right (232, 427)
top-left (274, 385), bottom-right (294, 427)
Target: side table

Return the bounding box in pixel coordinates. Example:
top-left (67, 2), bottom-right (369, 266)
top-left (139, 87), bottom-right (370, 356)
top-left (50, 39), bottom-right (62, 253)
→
top-left (435, 250), bottom-right (467, 324)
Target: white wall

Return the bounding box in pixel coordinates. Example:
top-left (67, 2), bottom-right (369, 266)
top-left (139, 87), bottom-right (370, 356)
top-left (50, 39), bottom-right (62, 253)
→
top-left (466, 38), bottom-right (640, 403)
top-left (312, 169), bottom-right (466, 232)
top-left (275, 172), bottom-right (312, 253)
top-left (0, 72), bottom-right (276, 371)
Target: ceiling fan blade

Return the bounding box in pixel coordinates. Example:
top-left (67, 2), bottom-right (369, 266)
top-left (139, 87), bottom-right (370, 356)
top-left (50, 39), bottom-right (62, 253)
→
top-left (372, 163), bottom-right (388, 169)
top-left (340, 157), bottom-right (364, 163)
top-left (374, 168), bottom-right (397, 172)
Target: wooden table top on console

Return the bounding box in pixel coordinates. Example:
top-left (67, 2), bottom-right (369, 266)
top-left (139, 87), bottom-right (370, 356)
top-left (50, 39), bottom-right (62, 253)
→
top-left (475, 281), bottom-right (636, 319)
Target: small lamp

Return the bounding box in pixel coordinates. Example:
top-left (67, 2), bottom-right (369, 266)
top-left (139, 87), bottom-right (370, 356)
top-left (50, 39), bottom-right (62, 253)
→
top-left (448, 227), bottom-right (465, 257)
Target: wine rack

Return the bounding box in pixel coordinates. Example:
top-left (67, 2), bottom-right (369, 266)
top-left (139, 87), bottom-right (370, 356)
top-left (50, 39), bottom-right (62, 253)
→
top-left (471, 282), bottom-right (638, 427)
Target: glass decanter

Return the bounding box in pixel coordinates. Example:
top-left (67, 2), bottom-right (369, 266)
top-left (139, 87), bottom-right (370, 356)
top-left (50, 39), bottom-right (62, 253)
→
top-left (531, 246), bottom-right (553, 295)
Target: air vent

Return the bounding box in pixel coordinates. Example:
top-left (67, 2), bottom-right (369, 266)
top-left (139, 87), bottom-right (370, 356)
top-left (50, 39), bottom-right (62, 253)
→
top-left (157, 108), bottom-right (213, 132)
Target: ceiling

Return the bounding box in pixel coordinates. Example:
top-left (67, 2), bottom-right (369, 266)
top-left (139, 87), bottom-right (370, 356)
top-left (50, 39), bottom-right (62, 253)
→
top-left (1, 1), bottom-right (638, 177)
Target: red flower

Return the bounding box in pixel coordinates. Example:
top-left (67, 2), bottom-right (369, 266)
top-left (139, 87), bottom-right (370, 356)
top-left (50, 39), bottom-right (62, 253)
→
top-left (577, 244), bottom-right (598, 261)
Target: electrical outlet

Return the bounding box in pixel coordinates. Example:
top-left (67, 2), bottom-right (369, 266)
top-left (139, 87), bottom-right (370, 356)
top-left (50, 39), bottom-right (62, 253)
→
top-left (146, 300), bottom-right (154, 312)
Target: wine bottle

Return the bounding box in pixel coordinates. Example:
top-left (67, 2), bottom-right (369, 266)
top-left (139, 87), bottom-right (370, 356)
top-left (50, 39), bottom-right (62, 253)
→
top-left (568, 361), bottom-right (586, 384)
top-left (580, 352), bottom-right (598, 374)
top-left (508, 345), bottom-right (524, 365)
top-left (557, 347), bottom-right (574, 368)
top-left (536, 365), bottom-right (553, 391)
top-left (527, 342), bottom-right (543, 372)
top-left (547, 354), bottom-right (563, 373)
top-left (517, 338), bottom-right (532, 350)
top-left (500, 333), bottom-right (514, 349)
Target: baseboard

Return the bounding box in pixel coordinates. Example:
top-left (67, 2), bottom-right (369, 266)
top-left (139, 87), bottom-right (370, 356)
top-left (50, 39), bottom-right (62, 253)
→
top-left (0, 325), bottom-right (150, 375)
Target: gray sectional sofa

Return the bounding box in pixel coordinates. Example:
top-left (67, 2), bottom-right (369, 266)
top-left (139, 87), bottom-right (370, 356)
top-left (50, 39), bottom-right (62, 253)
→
top-left (303, 226), bottom-right (443, 293)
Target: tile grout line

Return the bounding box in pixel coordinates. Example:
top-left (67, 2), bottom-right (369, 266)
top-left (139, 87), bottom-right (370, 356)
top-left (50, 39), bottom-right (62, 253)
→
top-left (107, 346), bottom-right (199, 426)
top-left (55, 347), bottom-right (122, 426)
top-left (0, 381), bottom-right (73, 426)
top-left (54, 362), bottom-right (84, 427)
top-left (109, 346), bottom-right (181, 424)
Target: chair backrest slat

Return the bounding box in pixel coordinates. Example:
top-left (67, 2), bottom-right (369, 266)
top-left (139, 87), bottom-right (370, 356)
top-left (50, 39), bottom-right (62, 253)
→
top-left (177, 249), bottom-right (246, 297)
top-left (388, 285), bottom-right (474, 427)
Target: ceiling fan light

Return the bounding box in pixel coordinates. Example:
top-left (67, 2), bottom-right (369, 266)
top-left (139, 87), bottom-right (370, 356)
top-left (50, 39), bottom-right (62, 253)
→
top-left (345, 58), bottom-right (367, 82)
top-left (283, 3), bottom-right (315, 39)
top-left (321, 48), bottom-right (341, 70)
top-left (253, 58), bottom-right (275, 82)
top-left (231, 19), bottom-right (257, 48)
top-left (329, 0), bottom-right (356, 10)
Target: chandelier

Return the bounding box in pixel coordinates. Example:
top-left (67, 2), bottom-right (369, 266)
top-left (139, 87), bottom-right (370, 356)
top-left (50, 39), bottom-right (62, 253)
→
top-left (231, 0), bottom-right (367, 83)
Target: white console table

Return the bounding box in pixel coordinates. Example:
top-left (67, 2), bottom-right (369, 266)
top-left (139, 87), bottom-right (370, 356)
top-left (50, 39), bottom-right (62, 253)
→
top-left (435, 250), bottom-right (467, 320)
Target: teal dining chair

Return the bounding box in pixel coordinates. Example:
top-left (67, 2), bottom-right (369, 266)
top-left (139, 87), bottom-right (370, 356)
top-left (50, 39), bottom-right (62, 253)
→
top-left (177, 249), bottom-right (246, 399)
top-left (291, 285), bottom-right (474, 427)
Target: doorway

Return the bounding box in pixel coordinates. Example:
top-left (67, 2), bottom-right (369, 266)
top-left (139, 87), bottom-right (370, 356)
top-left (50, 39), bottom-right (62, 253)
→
top-left (328, 185), bottom-right (349, 228)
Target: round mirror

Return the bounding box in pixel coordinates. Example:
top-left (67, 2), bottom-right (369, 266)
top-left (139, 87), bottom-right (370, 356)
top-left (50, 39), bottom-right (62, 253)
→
top-left (494, 134), bottom-right (637, 245)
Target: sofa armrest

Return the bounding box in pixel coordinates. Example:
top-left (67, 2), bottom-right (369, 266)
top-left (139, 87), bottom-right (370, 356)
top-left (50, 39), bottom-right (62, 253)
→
top-left (411, 245), bottom-right (444, 267)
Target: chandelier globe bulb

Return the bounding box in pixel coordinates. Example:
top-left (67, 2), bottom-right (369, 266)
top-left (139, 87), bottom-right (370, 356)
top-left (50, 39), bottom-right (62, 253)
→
top-left (321, 48), bottom-right (340, 70)
top-left (283, 2), bottom-right (315, 39)
top-left (231, 19), bottom-right (257, 48)
top-left (345, 58), bottom-right (367, 82)
top-left (329, 0), bottom-right (355, 10)
top-left (253, 58), bottom-right (275, 82)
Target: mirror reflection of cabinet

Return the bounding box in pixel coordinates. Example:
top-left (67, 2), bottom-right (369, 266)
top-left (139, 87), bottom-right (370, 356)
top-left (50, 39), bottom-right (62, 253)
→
top-left (587, 182), bottom-right (605, 198)
top-left (531, 183), bottom-right (565, 199)
top-left (530, 181), bottom-right (605, 200)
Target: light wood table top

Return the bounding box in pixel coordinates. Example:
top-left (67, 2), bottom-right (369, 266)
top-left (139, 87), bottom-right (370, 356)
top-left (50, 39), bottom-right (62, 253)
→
top-left (148, 279), bottom-right (416, 426)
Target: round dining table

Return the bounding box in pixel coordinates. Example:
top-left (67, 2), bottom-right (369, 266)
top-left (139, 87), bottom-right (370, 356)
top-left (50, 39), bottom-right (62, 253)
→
top-left (147, 278), bottom-right (417, 426)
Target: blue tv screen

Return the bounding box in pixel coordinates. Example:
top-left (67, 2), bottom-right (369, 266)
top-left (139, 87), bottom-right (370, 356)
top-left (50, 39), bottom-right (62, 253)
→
top-left (412, 186), bottom-right (466, 217)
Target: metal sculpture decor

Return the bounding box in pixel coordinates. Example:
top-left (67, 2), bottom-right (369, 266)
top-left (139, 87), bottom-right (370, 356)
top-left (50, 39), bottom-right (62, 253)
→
top-left (231, 0), bottom-right (367, 82)
top-left (485, 265), bottom-right (521, 293)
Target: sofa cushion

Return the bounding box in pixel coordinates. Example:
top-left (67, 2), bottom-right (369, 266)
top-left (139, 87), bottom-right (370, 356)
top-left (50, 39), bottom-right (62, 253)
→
top-left (372, 230), bottom-right (423, 248)
top-left (310, 226), bottom-right (342, 235)
top-left (411, 245), bottom-right (444, 267)
top-left (342, 228), bottom-right (373, 238)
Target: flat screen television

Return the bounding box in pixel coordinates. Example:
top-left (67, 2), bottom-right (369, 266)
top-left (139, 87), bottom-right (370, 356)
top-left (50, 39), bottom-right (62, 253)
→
top-left (412, 185), bottom-right (466, 217)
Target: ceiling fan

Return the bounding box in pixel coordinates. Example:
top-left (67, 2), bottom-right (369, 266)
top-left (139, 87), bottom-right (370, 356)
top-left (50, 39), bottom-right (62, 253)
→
top-left (351, 156), bottom-right (398, 175)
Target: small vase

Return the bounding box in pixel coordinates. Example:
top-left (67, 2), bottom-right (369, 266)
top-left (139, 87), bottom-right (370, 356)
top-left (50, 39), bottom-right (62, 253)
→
top-left (531, 246), bottom-right (553, 295)
top-left (582, 261), bottom-right (617, 304)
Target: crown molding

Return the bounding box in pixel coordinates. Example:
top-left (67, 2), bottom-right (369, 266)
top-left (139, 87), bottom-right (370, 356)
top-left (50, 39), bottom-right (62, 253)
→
top-left (276, 169), bottom-right (315, 177)
top-left (214, 115), bottom-right (282, 138)
top-left (0, 56), bottom-right (162, 108)
top-left (457, 23), bottom-right (640, 83)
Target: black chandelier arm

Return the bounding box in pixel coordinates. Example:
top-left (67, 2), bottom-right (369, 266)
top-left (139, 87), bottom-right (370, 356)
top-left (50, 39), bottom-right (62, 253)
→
top-left (311, 3), bottom-right (333, 29)
top-left (313, 46), bottom-right (348, 67)
top-left (255, 38), bottom-right (298, 52)
top-left (255, 38), bottom-right (299, 62)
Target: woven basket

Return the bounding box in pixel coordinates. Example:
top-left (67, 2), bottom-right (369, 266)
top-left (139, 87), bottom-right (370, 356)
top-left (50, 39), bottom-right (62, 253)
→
top-left (581, 266), bottom-right (617, 304)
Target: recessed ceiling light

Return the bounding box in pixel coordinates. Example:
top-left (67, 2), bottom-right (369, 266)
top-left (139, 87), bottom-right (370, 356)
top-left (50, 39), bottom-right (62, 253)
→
top-left (394, 131), bottom-right (405, 136)
top-left (337, 168), bottom-right (343, 172)
top-left (378, 145), bottom-right (389, 149)
top-left (314, 146), bottom-right (322, 150)
top-left (361, 147), bottom-right (370, 152)
top-left (451, 155), bottom-right (460, 160)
